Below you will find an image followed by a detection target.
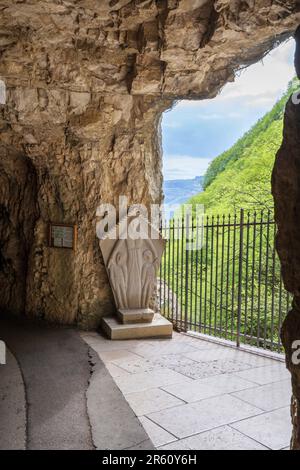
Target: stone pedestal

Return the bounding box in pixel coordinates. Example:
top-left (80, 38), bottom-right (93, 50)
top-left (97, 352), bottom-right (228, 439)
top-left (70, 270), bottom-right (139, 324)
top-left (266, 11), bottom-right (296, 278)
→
top-left (101, 313), bottom-right (173, 340)
top-left (117, 308), bottom-right (154, 324)
top-left (99, 216), bottom-right (173, 340)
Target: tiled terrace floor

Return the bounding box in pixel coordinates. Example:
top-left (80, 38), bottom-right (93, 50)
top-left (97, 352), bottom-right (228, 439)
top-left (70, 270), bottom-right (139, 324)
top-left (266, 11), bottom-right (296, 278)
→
top-left (81, 331), bottom-right (292, 450)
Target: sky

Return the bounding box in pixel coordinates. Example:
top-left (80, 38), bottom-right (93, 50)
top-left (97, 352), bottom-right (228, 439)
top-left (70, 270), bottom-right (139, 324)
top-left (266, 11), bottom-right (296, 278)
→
top-left (162, 39), bottom-right (296, 180)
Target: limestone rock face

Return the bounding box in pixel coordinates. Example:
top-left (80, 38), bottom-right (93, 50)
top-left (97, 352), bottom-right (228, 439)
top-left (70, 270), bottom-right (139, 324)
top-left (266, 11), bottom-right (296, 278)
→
top-left (273, 95), bottom-right (300, 450)
top-left (0, 145), bottom-right (38, 315)
top-left (273, 98), bottom-right (300, 296)
top-left (0, 0), bottom-right (299, 328)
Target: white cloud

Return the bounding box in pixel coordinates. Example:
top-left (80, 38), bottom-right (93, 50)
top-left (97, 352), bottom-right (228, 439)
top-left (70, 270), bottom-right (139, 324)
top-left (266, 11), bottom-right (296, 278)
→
top-left (163, 156), bottom-right (213, 180)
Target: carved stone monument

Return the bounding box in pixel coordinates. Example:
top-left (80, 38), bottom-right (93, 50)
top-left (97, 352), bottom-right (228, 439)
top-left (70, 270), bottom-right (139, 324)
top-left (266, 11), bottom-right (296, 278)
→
top-left (99, 216), bottom-right (173, 340)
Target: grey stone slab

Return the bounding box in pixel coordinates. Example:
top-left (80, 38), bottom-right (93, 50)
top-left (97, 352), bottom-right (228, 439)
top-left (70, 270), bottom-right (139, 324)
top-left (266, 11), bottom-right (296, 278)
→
top-left (98, 349), bottom-right (142, 363)
top-left (165, 357), bottom-right (250, 380)
top-left (195, 373), bottom-right (256, 392)
top-left (158, 440), bottom-right (191, 450)
top-left (174, 359), bottom-right (251, 379)
top-left (147, 394), bottom-right (263, 439)
top-left (101, 314), bottom-right (172, 340)
top-left (105, 362), bottom-right (132, 378)
top-left (125, 439), bottom-right (155, 450)
top-left (231, 407), bottom-right (292, 450)
top-left (114, 368), bottom-right (192, 394)
top-left (111, 356), bottom-right (159, 374)
top-left (81, 332), bottom-right (140, 352)
top-left (233, 364), bottom-right (290, 385)
top-left (159, 425), bottom-right (268, 450)
top-left (112, 353), bottom-right (236, 379)
top-left (124, 388), bottom-right (185, 416)
top-left (152, 354), bottom-right (223, 379)
top-left (162, 374), bottom-right (255, 403)
top-left (139, 416), bottom-right (177, 448)
top-left (130, 341), bottom-right (199, 359)
top-left (185, 347), bottom-right (275, 367)
top-left (0, 349), bottom-right (26, 450)
top-left (117, 308), bottom-right (154, 324)
top-left (163, 335), bottom-right (221, 351)
top-left (232, 380), bottom-right (292, 411)
top-left (214, 359), bottom-right (254, 374)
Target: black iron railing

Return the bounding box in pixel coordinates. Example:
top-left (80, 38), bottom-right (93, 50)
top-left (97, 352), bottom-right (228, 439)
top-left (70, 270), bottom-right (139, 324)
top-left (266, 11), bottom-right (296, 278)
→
top-left (159, 209), bottom-right (291, 353)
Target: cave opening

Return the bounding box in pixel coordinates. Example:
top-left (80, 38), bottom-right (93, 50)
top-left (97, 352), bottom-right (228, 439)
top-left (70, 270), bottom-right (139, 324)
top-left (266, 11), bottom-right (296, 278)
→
top-left (156, 37), bottom-right (299, 449)
top-left (159, 38), bottom-right (296, 353)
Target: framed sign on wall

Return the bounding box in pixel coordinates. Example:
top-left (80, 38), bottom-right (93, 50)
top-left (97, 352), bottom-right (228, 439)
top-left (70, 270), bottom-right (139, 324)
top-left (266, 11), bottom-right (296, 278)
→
top-left (49, 223), bottom-right (77, 250)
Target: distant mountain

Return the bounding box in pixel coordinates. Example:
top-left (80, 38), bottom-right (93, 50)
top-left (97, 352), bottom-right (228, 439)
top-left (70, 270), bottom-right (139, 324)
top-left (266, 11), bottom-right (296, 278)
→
top-left (163, 176), bottom-right (203, 207)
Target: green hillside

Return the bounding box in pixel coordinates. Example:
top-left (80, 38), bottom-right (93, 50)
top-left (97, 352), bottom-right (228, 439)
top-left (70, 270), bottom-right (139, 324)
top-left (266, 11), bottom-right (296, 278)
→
top-left (189, 77), bottom-right (299, 215)
top-left (160, 79), bottom-right (297, 351)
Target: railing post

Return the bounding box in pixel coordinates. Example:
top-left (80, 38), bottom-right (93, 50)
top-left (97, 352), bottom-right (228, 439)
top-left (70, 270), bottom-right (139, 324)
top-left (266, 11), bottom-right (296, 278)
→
top-left (237, 208), bottom-right (244, 347)
top-left (184, 212), bottom-right (190, 332)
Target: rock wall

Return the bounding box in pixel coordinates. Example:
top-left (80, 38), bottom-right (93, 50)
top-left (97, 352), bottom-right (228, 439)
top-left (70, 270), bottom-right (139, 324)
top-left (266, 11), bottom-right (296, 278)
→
top-left (0, 144), bottom-right (38, 315)
top-left (0, 0), bottom-right (299, 328)
top-left (273, 73), bottom-right (300, 450)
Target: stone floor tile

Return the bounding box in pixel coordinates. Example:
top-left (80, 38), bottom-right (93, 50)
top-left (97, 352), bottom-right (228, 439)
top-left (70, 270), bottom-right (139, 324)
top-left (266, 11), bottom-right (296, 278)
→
top-left (153, 355), bottom-right (225, 379)
top-left (166, 335), bottom-right (221, 350)
top-left (111, 352), bottom-right (250, 380)
top-left (232, 379), bottom-right (292, 411)
top-left (162, 374), bottom-right (255, 403)
top-left (233, 364), bottom-right (290, 385)
top-left (161, 380), bottom-right (222, 403)
top-left (185, 347), bottom-right (274, 367)
top-left (139, 416), bottom-right (177, 448)
top-left (147, 394), bottom-right (263, 439)
top-left (129, 342), bottom-right (199, 359)
top-left (113, 368), bottom-right (192, 394)
top-left (231, 407), bottom-right (292, 450)
top-left (124, 388), bottom-right (185, 416)
top-left (111, 356), bottom-right (158, 374)
top-left (158, 440), bottom-right (191, 450)
top-left (160, 425), bottom-right (268, 450)
top-left (99, 349), bottom-right (142, 363)
top-left (105, 362), bottom-right (131, 378)
top-left (81, 332), bottom-right (139, 352)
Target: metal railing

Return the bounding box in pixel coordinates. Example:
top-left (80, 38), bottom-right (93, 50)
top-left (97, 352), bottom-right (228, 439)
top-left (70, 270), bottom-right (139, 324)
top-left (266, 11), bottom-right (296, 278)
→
top-left (159, 209), bottom-right (292, 353)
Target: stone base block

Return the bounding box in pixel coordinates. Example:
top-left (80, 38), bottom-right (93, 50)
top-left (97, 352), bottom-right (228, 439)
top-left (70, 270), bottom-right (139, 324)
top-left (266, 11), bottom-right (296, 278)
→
top-left (101, 313), bottom-right (173, 340)
top-left (117, 308), bottom-right (154, 324)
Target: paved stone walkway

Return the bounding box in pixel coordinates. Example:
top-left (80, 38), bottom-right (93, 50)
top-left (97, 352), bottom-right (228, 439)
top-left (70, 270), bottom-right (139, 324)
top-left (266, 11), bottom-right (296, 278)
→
top-left (0, 316), bottom-right (152, 450)
top-left (82, 331), bottom-right (292, 450)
